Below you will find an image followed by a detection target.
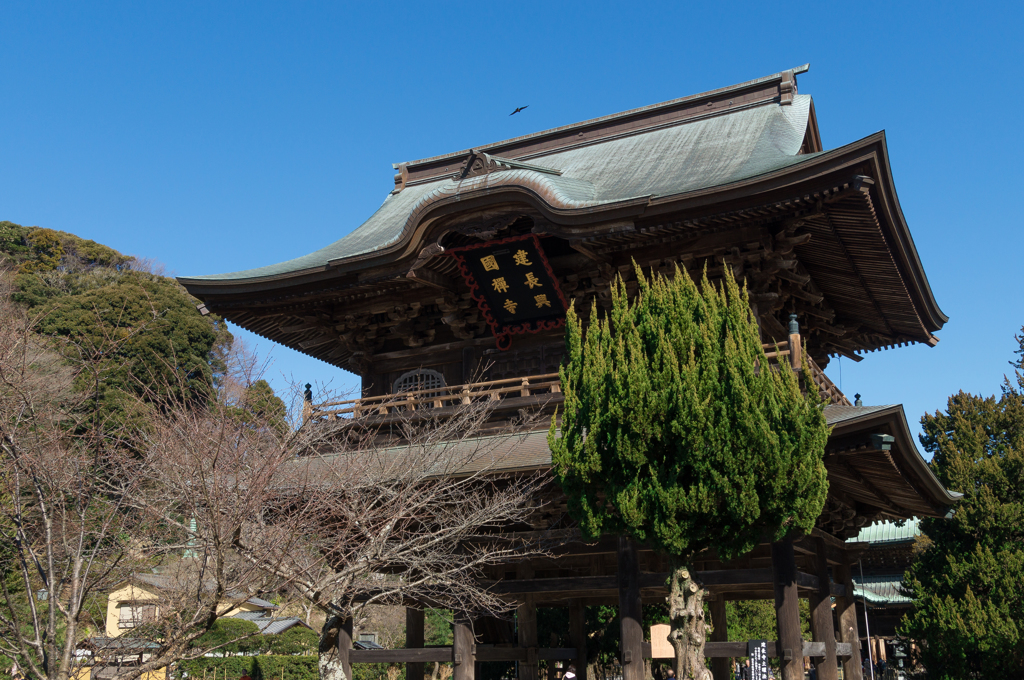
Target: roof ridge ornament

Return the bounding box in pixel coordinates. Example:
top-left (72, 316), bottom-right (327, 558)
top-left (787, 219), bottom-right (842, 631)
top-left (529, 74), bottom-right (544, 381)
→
top-left (460, 149), bottom-right (563, 180)
top-left (779, 69), bottom-right (797, 105)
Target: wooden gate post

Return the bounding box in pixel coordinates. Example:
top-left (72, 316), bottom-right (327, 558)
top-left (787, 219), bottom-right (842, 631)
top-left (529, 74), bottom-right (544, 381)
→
top-left (833, 557), bottom-right (863, 680)
top-left (337, 616), bottom-right (353, 680)
top-left (617, 537), bottom-right (644, 680)
top-left (810, 539), bottom-right (839, 680)
top-left (709, 596), bottom-right (730, 680)
top-left (771, 538), bottom-right (803, 680)
top-left (406, 608), bottom-right (425, 680)
top-left (518, 596), bottom-right (539, 680)
top-left (569, 599), bottom-right (588, 680)
top-left (454, 616), bottom-right (476, 680)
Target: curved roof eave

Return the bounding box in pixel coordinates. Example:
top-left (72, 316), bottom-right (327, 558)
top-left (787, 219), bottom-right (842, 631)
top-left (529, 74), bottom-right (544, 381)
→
top-left (828, 404), bottom-right (962, 510)
top-left (178, 132), bottom-right (946, 342)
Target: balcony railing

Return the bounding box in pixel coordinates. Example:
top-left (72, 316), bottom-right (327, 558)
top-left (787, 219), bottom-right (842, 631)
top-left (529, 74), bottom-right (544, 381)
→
top-left (305, 336), bottom-right (849, 422)
top-left (307, 373), bottom-right (562, 421)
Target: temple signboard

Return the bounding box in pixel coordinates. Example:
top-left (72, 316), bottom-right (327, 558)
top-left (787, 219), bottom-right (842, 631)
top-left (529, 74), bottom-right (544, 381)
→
top-left (447, 234), bottom-right (568, 349)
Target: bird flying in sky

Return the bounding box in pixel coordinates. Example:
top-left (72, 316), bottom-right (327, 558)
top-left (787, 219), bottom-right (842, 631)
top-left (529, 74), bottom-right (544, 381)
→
top-left (509, 105), bottom-right (529, 116)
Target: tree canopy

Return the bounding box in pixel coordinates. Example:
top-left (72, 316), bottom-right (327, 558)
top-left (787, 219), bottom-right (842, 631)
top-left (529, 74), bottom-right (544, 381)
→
top-left (550, 265), bottom-right (829, 559)
top-left (901, 327), bottom-right (1024, 678)
top-left (1, 220), bottom-right (234, 425)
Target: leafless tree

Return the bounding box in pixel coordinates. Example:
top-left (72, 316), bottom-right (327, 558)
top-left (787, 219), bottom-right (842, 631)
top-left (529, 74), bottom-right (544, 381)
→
top-left (0, 282), bottom-right (282, 680)
top-left (137, 374), bottom-right (551, 680)
top-left (1, 278), bottom-right (550, 680)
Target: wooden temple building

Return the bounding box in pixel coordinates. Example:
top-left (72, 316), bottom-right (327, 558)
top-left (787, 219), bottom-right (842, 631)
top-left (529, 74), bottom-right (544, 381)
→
top-left (179, 65), bottom-right (960, 680)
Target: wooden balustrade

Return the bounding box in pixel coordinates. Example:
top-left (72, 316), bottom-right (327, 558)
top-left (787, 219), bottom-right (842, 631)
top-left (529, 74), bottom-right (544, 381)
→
top-left (305, 337), bottom-right (849, 422)
top-left (308, 373), bottom-right (562, 421)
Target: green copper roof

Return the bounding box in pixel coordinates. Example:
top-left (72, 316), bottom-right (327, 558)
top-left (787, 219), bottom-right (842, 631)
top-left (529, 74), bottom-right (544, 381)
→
top-left (184, 92), bottom-right (817, 282)
top-left (850, 518), bottom-right (922, 545)
top-left (853, 575), bottom-right (913, 606)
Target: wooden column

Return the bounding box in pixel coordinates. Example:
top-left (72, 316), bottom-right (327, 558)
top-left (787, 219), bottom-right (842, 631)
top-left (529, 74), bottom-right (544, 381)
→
top-left (771, 538), bottom-right (803, 680)
top-left (454, 616), bottom-right (476, 680)
top-left (518, 597), bottom-right (539, 680)
top-left (617, 537), bottom-right (644, 680)
top-left (337, 616), bottom-right (353, 680)
top-left (569, 599), bottom-right (588, 680)
top-left (406, 608), bottom-right (425, 680)
top-left (810, 539), bottom-right (839, 680)
top-left (709, 596), bottom-right (730, 680)
top-left (833, 557), bottom-right (863, 680)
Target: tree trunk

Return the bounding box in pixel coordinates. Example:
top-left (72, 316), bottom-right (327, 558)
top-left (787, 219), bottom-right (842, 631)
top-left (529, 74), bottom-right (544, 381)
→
top-left (319, 615), bottom-right (351, 680)
top-left (668, 561), bottom-right (711, 680)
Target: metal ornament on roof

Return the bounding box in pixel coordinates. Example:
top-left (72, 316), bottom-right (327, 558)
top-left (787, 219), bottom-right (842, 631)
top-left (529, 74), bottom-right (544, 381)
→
top-left (446, 234), bottom-right (568, 350)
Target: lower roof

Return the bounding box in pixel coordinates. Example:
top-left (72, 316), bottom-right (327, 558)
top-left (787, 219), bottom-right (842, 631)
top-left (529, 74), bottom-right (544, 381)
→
top-left (298, 403), bottom-right (959, 529)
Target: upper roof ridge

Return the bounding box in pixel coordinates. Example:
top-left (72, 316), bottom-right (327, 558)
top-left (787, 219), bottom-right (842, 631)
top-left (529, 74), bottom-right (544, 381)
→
top-left (390, 64), bottom-right (810, 191)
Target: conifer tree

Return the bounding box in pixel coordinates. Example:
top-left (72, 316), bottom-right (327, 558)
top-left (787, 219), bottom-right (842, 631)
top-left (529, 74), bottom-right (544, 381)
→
top-left (901, 327), bottom-right (1024, 678)
top-left (549, 265), bottom-right (829, 678)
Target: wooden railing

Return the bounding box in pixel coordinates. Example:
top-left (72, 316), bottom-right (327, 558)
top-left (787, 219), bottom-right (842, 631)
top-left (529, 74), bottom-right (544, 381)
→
top-left (305, 335), bottom-right (849, 421)
top-left (306, 373), bottom-right (562, 421)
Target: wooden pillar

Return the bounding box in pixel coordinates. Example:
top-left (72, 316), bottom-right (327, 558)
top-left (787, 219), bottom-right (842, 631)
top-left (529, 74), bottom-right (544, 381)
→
top-left (617, 537), bottom-right (644, 680)
top-left (518, 597), bottom-right (539, 680)
top-left (709, 596), bottom-right (730, 680)
top-left (833, 557), bottom-right (863, 680)
top-left (771, 538), bottom-right (803, 680)
top-left (810, 539), bottom-right (839, 680)
top-left (406, 608), bottom-right (425, 680)
top-left (337, 616), bottom-right (353, 680)
top-left (569, 599), bottom-right (588, 680)
top-left (454, 616), bottom-right (476, 680)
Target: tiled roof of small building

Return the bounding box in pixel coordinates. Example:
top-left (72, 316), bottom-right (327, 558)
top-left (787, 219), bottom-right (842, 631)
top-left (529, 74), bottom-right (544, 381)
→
top-left (853, 575), bottom-right (913, 606)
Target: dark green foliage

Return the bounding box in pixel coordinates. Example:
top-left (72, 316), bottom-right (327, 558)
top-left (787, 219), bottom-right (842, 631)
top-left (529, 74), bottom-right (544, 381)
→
top-left (175, 656), bottom-right (319, 680)
top-left (0, 221), bottom-right (32, 262)
top-left (900, 327), bottom-right (1024, 678)
top-left (0, 222), bottom-right (129, 273)
top-left (0, 220), bottom-right (250, 427)
top-left (19, 228), bottom-right (64, 273)
top-left (233, 380), bottom-right (289, 435)
top-left (192, 618), bottom-right (263, 655)
top-left (550, 265), bottom-right (829, 560)
top-left (424, 609), bottom-right (452, 646)
top-left (189, 621), bottom-right (318, 658)
top-left (34, 271), bottom-right (219, 422)
top-left (267, 627), bottom-right (319, 656)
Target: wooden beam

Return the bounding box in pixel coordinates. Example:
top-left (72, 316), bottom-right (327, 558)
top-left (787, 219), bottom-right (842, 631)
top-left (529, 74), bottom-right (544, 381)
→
top-left (644, 641), bottom-right (853, 659)
top-left (406, 608), bottom-right (425, 680)
top-left (489, 569), bottom-right (820, 596)
top-left (833, 559), bottom-right (864, 680)
top-left (810, 539), bottom-right (839, 680)
top-left (772, 539), bottom-right (803, 680)
top-left (710, 597), bottom-right (730, 680)
top-left (618, 537), bottom-right (644, 680)
top-left (453, 617), bottom-right (475, 680)
top-left (518, 565), bottom-right (539, 680)
top-left (350, 648), bottom-right (452, 663)
top-left (406, 267), bottom-right (458, 293)
top-left (569, 599), bottom-right (587, 680)
top-left (338, 617), bottom-right (353, 680)
top-left (474, 647), bottom-right (579, 663)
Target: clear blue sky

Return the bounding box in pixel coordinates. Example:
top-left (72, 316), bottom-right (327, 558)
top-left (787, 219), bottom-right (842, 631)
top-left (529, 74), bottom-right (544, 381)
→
top-left (4, 1), bottom-right (1022, 444)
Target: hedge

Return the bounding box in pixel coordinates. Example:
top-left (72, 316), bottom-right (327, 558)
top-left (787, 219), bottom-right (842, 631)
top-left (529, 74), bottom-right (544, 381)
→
top-left (174, 657), bottom-right (410, 680)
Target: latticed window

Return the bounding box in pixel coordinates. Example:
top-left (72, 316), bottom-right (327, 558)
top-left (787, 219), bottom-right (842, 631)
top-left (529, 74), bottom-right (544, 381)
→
top-left (393, 369), bottom-right (445, 395)
top-left (392, 369), bottom-right (446, 409)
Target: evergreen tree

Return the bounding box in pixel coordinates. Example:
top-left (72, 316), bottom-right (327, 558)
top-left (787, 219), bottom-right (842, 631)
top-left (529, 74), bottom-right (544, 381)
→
top-left (549, 265), bottom-right (829, 678)
top-left (1, 220), bottom-right (240, 426)
top-left (901, 327), bottom-right (1024, 678)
